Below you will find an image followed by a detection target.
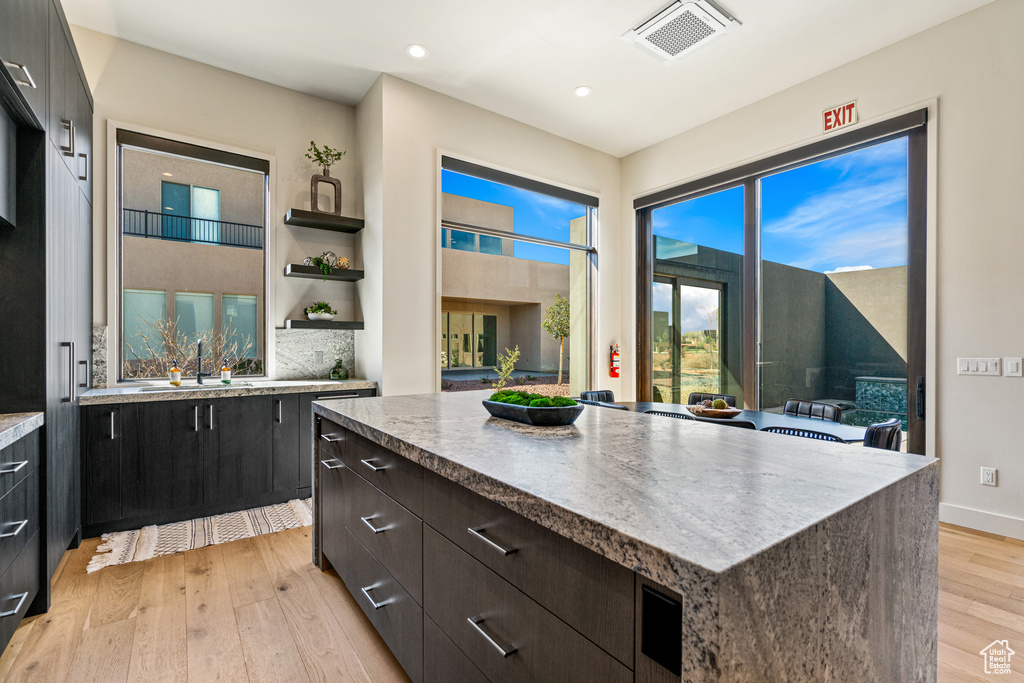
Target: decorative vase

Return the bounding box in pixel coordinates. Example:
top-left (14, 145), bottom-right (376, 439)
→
top-left (336, 256), bottom-right (350, 270)
top-left (307, 312), bottom-right (335, 322)
top-left (330, 361), bottom-right (349, 380)
top-left (311, 167), bottom-right (342, 216)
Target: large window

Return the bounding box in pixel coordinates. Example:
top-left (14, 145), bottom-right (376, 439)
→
top-left (439, 157), bottom-right (596, 395)
top-left (117, 130), bottom-right (268, 380)
top-left (637, 111), bottom-right (928, 453)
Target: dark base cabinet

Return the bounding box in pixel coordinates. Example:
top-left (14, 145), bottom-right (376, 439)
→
top-left (0, 428), bottom-right (42, 654)
top-left (82, 388), bottom-right (376, 537)
top-left (315, 419), bottom-right (653, 683)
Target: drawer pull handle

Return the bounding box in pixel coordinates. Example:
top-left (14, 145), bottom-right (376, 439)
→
top-left (0, 520), bottom-right (27, 539)
top-left (467, 616), bottom-right (517, 658)
top-left (360, 516), bottom-right (388, 534)
top-left (360, 584), bottom-right (390, 610)
top-left (0, 592), bottom-right (28, 618)
top-left (320, 434), bottom-right (344, 443)
top-left (320, 459), bottom-right (344, 470)
top-left (360, 459), bottom-right (386, 472)
top-left (0, 461), bottom-right (28, 476)
top-left (468, 526), bottom-right (518, 556)
top-left (2, 61), bottom-right (37, 89)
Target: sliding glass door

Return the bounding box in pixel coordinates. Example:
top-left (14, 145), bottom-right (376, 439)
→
top-left (637, 111), bottom-right (928, 453)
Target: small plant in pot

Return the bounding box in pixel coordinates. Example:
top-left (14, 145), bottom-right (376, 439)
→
top-left (304, 301), bottom-right (337, 322)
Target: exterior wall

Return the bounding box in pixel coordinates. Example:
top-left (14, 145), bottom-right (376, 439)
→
top-left (442, 193), bottom-right (515, 257)
top-left (621, 0), bottom-right (1024, 537)
top-left (440, 300), bottom-right (511, 369)
top-left (121, 149), bottom-right (265, 226)
top-left (826, 266), bottom-right (907, 361)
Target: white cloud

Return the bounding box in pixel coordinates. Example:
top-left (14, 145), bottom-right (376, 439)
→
top-left (825, 265), bottom-right (873, 274)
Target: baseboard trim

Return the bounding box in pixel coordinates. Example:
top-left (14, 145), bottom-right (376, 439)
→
top-left (939, 503), bottom-right (1024, 541)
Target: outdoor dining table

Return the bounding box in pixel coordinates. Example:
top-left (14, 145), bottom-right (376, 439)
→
top-left (617, 402), bottom-right (867, 444)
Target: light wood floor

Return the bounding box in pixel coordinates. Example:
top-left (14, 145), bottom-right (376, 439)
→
top-left (0, 522), bottom-right (1021, 681)
top-left (0, 526), bottom-right (410, 682)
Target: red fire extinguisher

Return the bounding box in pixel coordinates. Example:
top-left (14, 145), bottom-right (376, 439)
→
top-left (610, 343), bottom-right (621, 378)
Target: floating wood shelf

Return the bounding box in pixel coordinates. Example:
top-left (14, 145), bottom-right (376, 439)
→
top-left (284, 319), bottom-right (364, 330)
top-left (284, 209), bottom-right (364, 233)
top-left (284, 264), bottom-right (364, 281)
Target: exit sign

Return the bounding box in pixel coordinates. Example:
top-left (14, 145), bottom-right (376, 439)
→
top-left (823, 101), bottom-right (858, 133)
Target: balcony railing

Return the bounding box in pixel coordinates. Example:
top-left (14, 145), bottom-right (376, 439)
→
top-left (122, 208), bottom-right (264, 249)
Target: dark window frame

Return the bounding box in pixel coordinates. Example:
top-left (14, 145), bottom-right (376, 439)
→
top-left (636, 110), bottom-right (928, 452)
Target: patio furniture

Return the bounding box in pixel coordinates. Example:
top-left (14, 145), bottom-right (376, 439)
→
top-left (580, 390), bottom-right (615, 402)
top-left (644, 410), bottom-right (695, 420)
top-left (761, 426), bottom-right (845, 443)
top-left (687, 392), bottom-right (737, 407)
top-left (863, 417), bottom-right (903, 451)
top-left (782, 399), bottom-right (843, 422)
top-left (700, 418), bottom-right (756, 429)
top-left (579, 399), bottom-right (628, 410)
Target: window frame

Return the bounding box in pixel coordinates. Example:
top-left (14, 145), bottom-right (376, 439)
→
top-left (635, 110), bottom-right (928, 451)
top-left (112, 125), bottom-right (272, 383)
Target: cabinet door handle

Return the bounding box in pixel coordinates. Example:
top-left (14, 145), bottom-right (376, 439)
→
top-left (0, 592), bottom-right (28, 618)
top-left (467, 616), bottom-right (517, 658)
top-left (360, 459), bottom-right (386, 472)
top-left (319, 434), bottom-right (343, 443)
top-left (60, 119), bottom-right (75, 157)
top-left (78, 153), bottom-right (88, 181)
top-left (468, 526), bottom-right (518, 556)
top-left (360, 584), bottom-right (390, 610)
top-left (275, 400), bottom-right (282, 423)
top-left (360, 516), bottom-right (388, 534)
top-left (0, 461), bottom-right (27, 475)
top-left (320, 459), bottom-right (344, 470)
top-left (0, 520), bottom-right (28, 539)
top-left (208, 404), bottom-right (214, 430)
top-left (79, 359), bottom-right (89, 388)
top-left (61, 342), bottom-right (73, 403)
top-left (2, 61), bottom-right (36, 89)
top-left (193, 406), bottom-right (199, 432)
top-left (109, 411), bottom-right (116, 440)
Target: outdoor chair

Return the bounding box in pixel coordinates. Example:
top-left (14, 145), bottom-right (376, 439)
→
top-left (761, 426), bottom-right (845, 442)
top-left (579, 399), bottom-right (628, 410)
top-left (863, 418), bottom-right (903, 451)
top-left (782, 399), bottom-right (842, 422)
top-left (687, 392), bottom-right (737, 406)
top-left (580, 390), bottom-right (615, 403)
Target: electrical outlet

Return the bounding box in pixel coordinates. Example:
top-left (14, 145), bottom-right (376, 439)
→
top-left (315, 351), bottom-right (324, 365)
top-left (981, 467), bottom-right (998, 487)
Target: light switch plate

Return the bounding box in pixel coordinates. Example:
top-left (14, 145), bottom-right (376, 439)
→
top-left (1005, 357), bottom-right (1023, 377)
top-left (958, 358), bottom-right (1002, 376)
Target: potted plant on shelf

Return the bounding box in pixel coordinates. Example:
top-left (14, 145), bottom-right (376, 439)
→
top-left (304, 301), bottom-right (337, 322)
top-left (330, 341), bottom-right (349, 380)
top-left (306, 141), bottom-right (347, 216)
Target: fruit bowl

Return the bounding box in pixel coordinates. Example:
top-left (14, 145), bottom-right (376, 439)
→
top-left (688, 405), bottom-right (742, 419)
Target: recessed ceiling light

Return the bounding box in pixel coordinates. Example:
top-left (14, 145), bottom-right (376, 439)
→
top-left (406, 44), bottom-right (428, 59)
top-left (574, 86), bottom-right (592, 98)
top-left (162, 172), bottom-right (173, 177)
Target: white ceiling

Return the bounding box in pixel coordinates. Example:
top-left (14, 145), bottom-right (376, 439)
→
top-left (62, 0), bottom-right (993, 157)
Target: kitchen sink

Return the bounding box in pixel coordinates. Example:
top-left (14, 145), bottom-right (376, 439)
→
top-left (138, 382), bottom-right (254, 392)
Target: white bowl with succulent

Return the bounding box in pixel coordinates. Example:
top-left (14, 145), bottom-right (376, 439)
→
top-left (304, 301), bottom-right (336, 321)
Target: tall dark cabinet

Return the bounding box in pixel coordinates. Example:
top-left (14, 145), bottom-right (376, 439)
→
top-left (0, 0), bottom-right (93, 620)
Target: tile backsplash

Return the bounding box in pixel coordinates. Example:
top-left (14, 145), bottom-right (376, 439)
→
top-left (275, 329), bottom-right (354, 380)
top-left (92, 325), bottom-right (107, 387)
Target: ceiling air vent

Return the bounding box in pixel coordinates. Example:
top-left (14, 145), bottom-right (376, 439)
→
top-left (623, 0), bottom-right (740, 63)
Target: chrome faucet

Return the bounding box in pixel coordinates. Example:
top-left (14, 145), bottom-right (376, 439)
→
top-left (196, 340), bottom-right (212, 384)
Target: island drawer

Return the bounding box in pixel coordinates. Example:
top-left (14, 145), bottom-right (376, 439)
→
top-left (336, 525), bottom-right (423, 682)
top-left (319, 422), bottom-right (423, 516)
top-left (339, 461), bottom-right (423, 604)
top-left (424, 614), bottom-right (489, 683)
top-left (0, 470), bottom-right (38, 579)
top-left (0, 433), bottom-right (38, 501)
top-left (423, 469), bottom-right (634, 666)
top-left (423, 526), bottom-right (632, 683)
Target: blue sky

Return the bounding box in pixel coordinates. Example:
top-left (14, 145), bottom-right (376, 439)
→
top-left (442, 169), bottom-right (586, 265)
top-left (652, 137), bottom-right (909, 273)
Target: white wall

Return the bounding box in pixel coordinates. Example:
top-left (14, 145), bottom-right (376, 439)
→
top-left (361, 75), bottom-right (623, 397)
top-left (71, 26), bottom-right (361, 382)
top-left (621, 0), bottom-right (1024, 538)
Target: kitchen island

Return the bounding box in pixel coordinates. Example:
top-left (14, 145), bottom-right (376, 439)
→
top-left (313, 391), bottom-right (938, 682)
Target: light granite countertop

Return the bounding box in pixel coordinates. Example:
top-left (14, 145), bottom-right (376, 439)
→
top-left (0, 413), bottom-right (44, 451)
top-left (80, 379), bottom-right (376, 405)
top-left (313, 390), bottom-right (937, 589)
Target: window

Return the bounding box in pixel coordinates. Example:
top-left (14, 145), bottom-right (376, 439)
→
top-left (117, 129), bottom-right (268, 380)
top-left (636, 110), bottom-right (928, 453)
top-left (439, 157), bottom-right (597, 394)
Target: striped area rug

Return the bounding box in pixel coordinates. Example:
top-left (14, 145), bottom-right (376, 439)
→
top-left (87, 498), bottom-right (312, 573)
